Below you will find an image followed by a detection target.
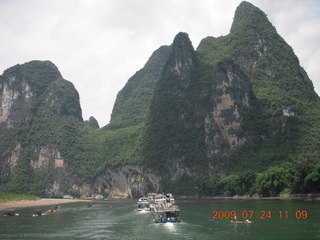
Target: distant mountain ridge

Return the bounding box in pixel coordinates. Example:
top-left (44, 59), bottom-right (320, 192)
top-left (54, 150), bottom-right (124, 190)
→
top-left (0, 1), bottom-right (319, 198)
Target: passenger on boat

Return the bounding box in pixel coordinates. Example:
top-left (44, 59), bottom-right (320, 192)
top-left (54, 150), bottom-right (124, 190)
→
top-left (165, 194), bottom-right (170, 203)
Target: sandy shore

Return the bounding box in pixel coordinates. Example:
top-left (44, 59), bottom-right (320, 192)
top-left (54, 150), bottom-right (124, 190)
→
top-left (0, 198), bottom-right (92, 211)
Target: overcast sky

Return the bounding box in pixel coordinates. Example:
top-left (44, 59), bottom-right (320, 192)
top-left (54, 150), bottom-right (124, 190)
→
top-left (0, 0), bottom-right (319, 127)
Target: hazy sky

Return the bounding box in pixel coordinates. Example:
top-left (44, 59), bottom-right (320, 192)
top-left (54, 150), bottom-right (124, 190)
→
top-left (0, 0), bottom-right (319, 127)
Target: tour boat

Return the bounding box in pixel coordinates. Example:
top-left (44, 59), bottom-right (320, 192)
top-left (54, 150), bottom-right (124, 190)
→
top-left (153, 193), bottom-right (181, 223)
top-left (153, 206), bottom-right (181, 223)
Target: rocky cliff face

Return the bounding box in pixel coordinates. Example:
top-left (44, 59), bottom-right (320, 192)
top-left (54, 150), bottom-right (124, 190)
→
top-left (143, 33), bottom-right (257, 176)
top-left (204, 60), bottom-right (254, 157)
top-left (0, 59), bottom-right (164, 198)
top-left (0, 61), bottom-right (61, 134)
top-left (142, 1), bottom-right (320, 187)
top-left (0, 61), bottom-right (81, 196)
top-left (94, 165), bottom-right (160, 198)
top-left (168, 32), bottom-right (195, 86)
top-left (0, 77), bottom-right (32, 129)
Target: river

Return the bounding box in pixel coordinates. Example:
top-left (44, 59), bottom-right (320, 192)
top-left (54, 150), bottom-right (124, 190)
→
top-left (0, 198), bottom-right (319, 239)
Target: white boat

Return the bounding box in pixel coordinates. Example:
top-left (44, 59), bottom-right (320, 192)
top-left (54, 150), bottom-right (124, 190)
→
top-left (154, 205), bottom-right (181, 223)
top-left (137, 197), bottom-right (151, 211)
top-left (153, 193), bottom-right (181, 223)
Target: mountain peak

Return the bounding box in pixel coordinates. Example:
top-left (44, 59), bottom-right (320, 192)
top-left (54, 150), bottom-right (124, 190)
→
top-left (85, 116), bottom-right (99, 128)
top-left (3, 60), bottom-right (61, 79)
top-left (230, 1), bottom-right (270, 32)
top-left (172, 32), bottom-right (194, 52)
top-left (165, 32), bottom-right (196, 86)
top-left (1, 60), bottom-right (62, 97)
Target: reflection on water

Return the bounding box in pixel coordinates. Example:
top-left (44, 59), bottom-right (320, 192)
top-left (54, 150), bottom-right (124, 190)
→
top-left (163, 222), bottom-right (177, 231)
top-left (136, 210), bottom-right (149, 214)
top-left (0, 199), bottom-right (319, 240)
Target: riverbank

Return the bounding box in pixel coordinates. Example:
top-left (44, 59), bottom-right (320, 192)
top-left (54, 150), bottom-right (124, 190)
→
top-left (0, 198), bottom-right (92, 211)
top-left (201, 196), bottom-right (320, 200)
top-left (176, 194), bottom-right (320, 200)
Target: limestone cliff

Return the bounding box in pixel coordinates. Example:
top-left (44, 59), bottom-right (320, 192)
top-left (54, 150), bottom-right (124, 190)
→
top-left (0, 61), bottom-right (82, 196)
top-left (0, 58), bottom-right (164, 198)
top-left (0, 61), bottom-right (61, 134)
top-left (142, 1), bottom-right (320, 192)
top-left (204, 60), bottom-right (255, 157)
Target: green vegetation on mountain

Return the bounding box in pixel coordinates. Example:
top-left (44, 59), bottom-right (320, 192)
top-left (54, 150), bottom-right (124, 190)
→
top-left (194, 2), bottom-right (320, 196)
top-left (142, 1), bottom-right (320, 196)
top-left (0, 193), bottom-right (37, 202)
top-left (85, 116), bottom-right (100, 128)
top-left (36, 79), bottom-right (83, 121)
top-left (143, 32), bottom-right (206, 171)
top-left (1, 60), bottom-right (62, 97)
top-left (109, 46), bottom-right (171, 129)
top-left (1, 1), bottom-right (320, 198)
top-left (0, 61), bottom-right (84, 195)
top-left (0, 46), bottom-right (171, 196)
